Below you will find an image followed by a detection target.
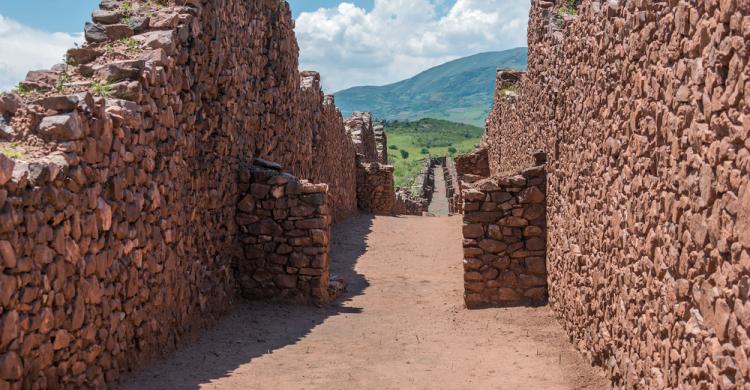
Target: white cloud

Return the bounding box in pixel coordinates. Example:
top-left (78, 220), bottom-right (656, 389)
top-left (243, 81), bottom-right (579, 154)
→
top-left (0, 15), bottom-right (83, 92)
top-left (295, 0), bottom-right (529, 92)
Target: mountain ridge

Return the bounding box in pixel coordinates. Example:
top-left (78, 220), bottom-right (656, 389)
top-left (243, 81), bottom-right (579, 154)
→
top-left (334, 47), bottom-right (528, 127)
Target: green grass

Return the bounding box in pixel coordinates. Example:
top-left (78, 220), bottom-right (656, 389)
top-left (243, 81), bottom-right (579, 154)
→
top-left (1, 145), bottom-right (26, 160)
top-left (385, 118), bottom-right (484, 188)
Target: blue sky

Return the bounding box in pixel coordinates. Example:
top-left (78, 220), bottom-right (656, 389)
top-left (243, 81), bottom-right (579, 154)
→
top-left (0, 0), bottom-right (529, 92)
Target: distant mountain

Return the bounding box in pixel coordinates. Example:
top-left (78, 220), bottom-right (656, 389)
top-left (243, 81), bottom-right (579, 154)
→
top-left (334, 48), bottom-right (528, 127)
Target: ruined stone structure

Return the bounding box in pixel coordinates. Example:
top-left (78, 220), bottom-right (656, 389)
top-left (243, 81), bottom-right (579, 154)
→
top-left (356, 160), bottom-right (396, 215)
top-left (455, 147), bottom-right (490, 181)
top-left (235, 161), bottom-right (334, 305)
top-left (373, 122), bottom-right (388, 165)
top-left (0, 0), bottom-right (393, 388)
top-left (462, 155), bottom-right (547, 308)
top-left (443, 157), bottom-right (461, 215)
top-left (299, 72), bottom-right (358, 221)
top-left (484, 0), bottom-right (750, 387)
top-left (345, 112), bottom-right (379, 164)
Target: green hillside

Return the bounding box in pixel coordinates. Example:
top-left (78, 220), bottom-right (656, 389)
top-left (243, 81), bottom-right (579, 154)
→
top-left (385, 119), bottom-right (484, 189)
top-left (335, 48), bottom-right (527, 127)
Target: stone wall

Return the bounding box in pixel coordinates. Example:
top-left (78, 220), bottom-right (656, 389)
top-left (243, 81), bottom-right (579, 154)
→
top-left (486, 0), bottom-right (750, 387)
top-left (235, 160), bottom-right (333, 305)
top-left (373, 122), bottom-right (388, 165)
top-left (345, 112), bottom-right (379, 163)
top-left (455, 147), bottom-right (490, 181)
top-left (443, 157), bottom-right (461, 215)
top-left (462, 158), bottom-right (547, 308)
top-left (299, 72), bottom-right (358, 221)
top-left (0, 0), bottom-right (362, 387)
top-left (356, 160), bottom-right (395, 215)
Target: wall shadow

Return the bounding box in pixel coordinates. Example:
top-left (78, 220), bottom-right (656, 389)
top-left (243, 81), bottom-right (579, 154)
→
top-left (118, 213), bottom-right (374, 390)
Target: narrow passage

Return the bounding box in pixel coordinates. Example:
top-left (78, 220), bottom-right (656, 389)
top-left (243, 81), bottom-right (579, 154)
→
top-left (428, 165), bottom-right (450, 216)
top-left (121, 214), bottom-right (607, 389)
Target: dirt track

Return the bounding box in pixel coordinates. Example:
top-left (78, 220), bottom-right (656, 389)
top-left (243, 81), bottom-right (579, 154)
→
top-left (121, 214), bottom-right (608, 390)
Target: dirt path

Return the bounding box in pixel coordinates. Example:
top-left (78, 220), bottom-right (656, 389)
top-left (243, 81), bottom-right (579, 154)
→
top-left (121, 214), bottom-right (608, 390)
top-left (428, 165), bottom-right (450, 216)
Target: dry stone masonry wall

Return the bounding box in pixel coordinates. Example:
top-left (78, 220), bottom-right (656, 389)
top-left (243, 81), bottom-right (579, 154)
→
top-left (345, 112), bottom-right (379, 164)
top-left (486, 0), bottom-right (750, 387)
top-left (298, 72), bottom-right (358, 221)
top-left (462, 156), bottom-right (547, 308)
top-left (235, 161), bottom-right (334, 305)
top-left (356, 160), bottom-right (396, 215)
top-left (0, 0), bottom-right (371, 388)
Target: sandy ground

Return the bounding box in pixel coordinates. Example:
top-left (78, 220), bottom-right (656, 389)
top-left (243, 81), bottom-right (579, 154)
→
top-left (120, 213), bottom-right (609, 390)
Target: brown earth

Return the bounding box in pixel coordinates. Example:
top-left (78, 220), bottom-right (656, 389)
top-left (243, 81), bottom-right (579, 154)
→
top-left (120, 214), bottom-right (608, 390)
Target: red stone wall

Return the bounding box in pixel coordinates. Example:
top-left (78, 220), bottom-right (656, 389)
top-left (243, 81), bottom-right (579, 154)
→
top-left (235, 161), bottom-right (333, 305)
top-left (298, 72), bottom-right (358, 221)
top-left (356, 161), bottom-right (396, 215)
top-left (345, 112), bottom-right (379, 163)
top-left (455, 147), bottom-right (490, 180)
top-left (462, 161), bottom-right (547, 308)
top-left (487, 0), bottom-right (750, 387)
top-left (0, 0), bottom-right (361, 387)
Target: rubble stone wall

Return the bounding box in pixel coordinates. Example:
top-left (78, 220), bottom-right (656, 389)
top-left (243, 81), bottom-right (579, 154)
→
top-left (235, 162), bottom-right (332, 305)
top-left (462, 162), bottom-right (547, 308)
top-left (443, 157), bottom-right (461, 215)
top-left (487, 0), bottom-right (750, 387)
top-left (345, 112), bottom-right (379, 163)
top-left (298, 72), bottom-right (358, 221)
top-left (356, 161), bottom-right (396, 215)
top-left (0, 0), bottom-right (362, 388)
top-left (373, 122), bottom-right (388, 165)
top-left (455, 147), bottom-right (490, 180)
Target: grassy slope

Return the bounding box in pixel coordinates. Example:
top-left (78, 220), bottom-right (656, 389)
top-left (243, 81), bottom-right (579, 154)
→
top-left (335, 48), bottom-right (528, 127)
top-left (385, 118), bottom-right (484, 189)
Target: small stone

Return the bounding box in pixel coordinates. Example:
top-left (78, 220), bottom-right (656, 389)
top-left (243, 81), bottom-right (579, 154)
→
top-left (37, 112), bottom-right (83, 141)
top-left (134, 30), bottom-right (176, 54)
top-left (499, 216), bottom-right (528, 227)
top-left (85, 22), bottom-right (133, 43)
top-left (0, 311), bottom-right (18, 350)
top-left (92, 9), bottom-right (123, 24)
top-left (526, 237), bottom-right (545, 251)
top-left (478, 239), bottom-right (507, 253)
top-left (274, 274), bottom-right (298, 289)
top-left (519, 186), bottom-right (545, 204)
top-left (463, 224), bottom-right (484, 238)
top-left (33, 95), bottom-right (81, 111)
top-left (66, 48), bottom-right (102, 65)
top-left (0, 154), bottom-right (15, 185)
top-left (53, 329), bottom-right (71, 350)
top-left (0, 241), bottom-right (15, 268)
top-left (497, 288), bottom-right (522, 301)
top-left (0, 352), bottom-right (22, 380)
top-left (95, 60), bottom-right (144, 82)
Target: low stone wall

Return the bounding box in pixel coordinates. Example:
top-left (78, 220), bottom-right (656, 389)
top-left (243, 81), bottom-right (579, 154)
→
top-left (394, 189), bottom-right (428, 216)
top-left (443, 157), bottom-right (461, 215)
top-left (235, 161), bottom-right (332, 305)
top-left (462, 158), bottom-right (547, 308)
top-left (356, 160), bottom-right (395, 215)
top-left (345, 112), bottom-right (378, 163)
top-left (455, 147), bottom-right (490, 181)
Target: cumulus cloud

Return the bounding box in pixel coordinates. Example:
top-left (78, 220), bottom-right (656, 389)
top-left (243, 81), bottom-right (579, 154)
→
top-left (0, 15), bottom-right (83, 92)
top-left (295, 0), bottom-right (529, 92)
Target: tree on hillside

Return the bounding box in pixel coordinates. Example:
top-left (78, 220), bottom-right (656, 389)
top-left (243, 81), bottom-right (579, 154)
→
top-left (448, 147), bottom-right (457, 155)
top-left (400, 150), bottom-right (409, 159)
top-left (420, 148), bottom-right (430, 155)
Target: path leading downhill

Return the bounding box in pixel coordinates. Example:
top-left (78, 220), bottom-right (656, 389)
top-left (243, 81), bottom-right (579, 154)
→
top-left (121, 214), bottom-right (608, 390)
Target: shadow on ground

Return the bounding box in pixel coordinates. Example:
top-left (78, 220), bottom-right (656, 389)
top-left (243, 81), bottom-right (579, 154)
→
top-left (119, 213), bottom-right (375, 390)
